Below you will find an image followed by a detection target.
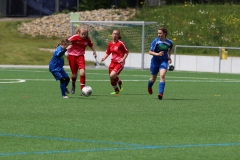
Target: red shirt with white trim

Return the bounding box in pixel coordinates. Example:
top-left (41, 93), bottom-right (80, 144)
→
top-left (106, 40), bottom-right (128, 63)
top-left (68, 34), bottom-right (93, 56)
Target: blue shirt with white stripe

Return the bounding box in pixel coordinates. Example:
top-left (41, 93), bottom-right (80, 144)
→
top-left (150, 37), bottom-right (173, 62)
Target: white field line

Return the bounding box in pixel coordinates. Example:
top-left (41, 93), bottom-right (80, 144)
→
top-left (1, 69), bottom-right (240, 83)
top-left (0, 79), bottom-right (240, 83)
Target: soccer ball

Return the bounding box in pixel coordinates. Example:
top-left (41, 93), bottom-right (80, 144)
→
top-left (82, 86), bottom-right (92, 97)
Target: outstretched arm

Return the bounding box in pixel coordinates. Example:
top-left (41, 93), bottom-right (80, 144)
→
top-left (101, 54), bottom-right (109, 62)
top-left (90, 46), bottom-right (97, 58)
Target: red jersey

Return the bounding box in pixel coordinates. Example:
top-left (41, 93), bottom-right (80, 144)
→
top-left (106, 40), bottom-right (128, 63)
top-left (68, 34), bottom-right (93, 56)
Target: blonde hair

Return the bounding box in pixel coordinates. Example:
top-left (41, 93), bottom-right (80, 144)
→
top-left (75, 27), bottom-right (89, 39)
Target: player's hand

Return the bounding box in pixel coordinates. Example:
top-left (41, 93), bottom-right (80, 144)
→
top-left (158, 51), bottom-right (164, 56)
top-left (101, 58), bottom-right (105, 62)
top-left (168, 57), bottom-right (172, 64)
top-left (118, 58), bottom-right (124, 63)
top-left (93, 52), bottom-right (97, 58)
top-left (66, 45), bottom-right (72, 50)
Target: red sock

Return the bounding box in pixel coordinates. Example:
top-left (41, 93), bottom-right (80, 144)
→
top-left (71, 76), bottom-right (76, 85)
top-left (114, 76), bottom-right (122, 85)
top-left (111, 81), bottom-right (119, 92)
top-left (80, 75), bottom-right (85, 90)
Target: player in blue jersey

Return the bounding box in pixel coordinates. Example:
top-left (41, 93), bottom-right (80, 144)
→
top-left (49, 39), bottom-right (70, 98)
top-left (147, 27), bottom-right (173, 100)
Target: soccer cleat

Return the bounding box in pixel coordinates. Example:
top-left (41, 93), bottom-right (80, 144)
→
top-left (71, 85), bottom-right (75, 94)
top-left (148, 88), bottom-right (153, 94)
top-left (65, 88), bottom-right (70, 94)
top-left (158, 94), bottom-right (163, 100)
top-left (119, 82), bottom-right (124, 92)
top-left (110, 91), bottom-right (119, 95)
top-left (62, 95), bottom-right (69, 98)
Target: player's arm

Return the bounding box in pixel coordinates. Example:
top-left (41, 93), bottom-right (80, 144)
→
top-left (168, 43), bottom-right (173, 63)
top-left (57, 49), bottom-right (67, 57)
top-left (119, 43), bottom-right (129, 63)
top-left (168, 48), bottom-right (172, 63)
top-left (101, 43), bottom-right (111, 62)
top-left (90, 46), bottom-right (97, 58)
top-left (149, 50), bottom-right (164, 56)
top-left (101, 53), bottom-right (110, 62)
top-left (149, 40), bottom-right (163, 56)
top-left (119, 51), bottom-right (129, 63)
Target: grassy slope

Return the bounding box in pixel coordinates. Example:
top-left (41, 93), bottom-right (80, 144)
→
top-left (1, 4), bottom-right (240, 65)
top-left (0, 21), bottom-right (60, 65)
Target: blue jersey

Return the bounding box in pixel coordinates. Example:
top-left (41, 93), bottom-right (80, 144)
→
top-left (149, 37), bottom-right (173, 61)
top-left (49, 46), bottom-right (65, 72)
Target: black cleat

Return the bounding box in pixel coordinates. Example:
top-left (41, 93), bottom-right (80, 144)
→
top-left (158, 94), bottom-right (163, 100)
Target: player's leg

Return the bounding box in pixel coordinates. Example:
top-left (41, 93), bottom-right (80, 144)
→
top-left (80, 68), bottom-right (85, 90)
top-left (113, 63), bottom-right (124, 92)
top-left (61, 69), bottom-right (70, 94)
top-left (60, 77), bottom-right (69, 98)
top-left (51, 71), bottom-right (68, 98)
top-left (78, 55), bottom-right (86, 96)
top-left (109, 62), bottom-right (120, 94)
top-left (158, 61), bottom-right (168, 100)
top-left (148, 63), bottom-right (158, 94)
top-left (68, 55), bottom-right (78, 94)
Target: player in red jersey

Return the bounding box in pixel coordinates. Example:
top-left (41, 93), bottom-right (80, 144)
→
top-left (67, 28), bottom-right (97, 95)
top-left (101, 30), bottom-right (129, 94)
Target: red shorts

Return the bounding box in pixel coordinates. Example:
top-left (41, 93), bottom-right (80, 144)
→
top-left (68, 55), bottom-right (85, 74)
top-left (109, 61), bottom-right (124, 75)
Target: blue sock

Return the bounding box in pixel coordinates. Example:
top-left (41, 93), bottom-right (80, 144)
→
top-left (148, 80), bottom-right (154, 88)
top-left (158, 82), bottom-right (165, 94)
top-left (60, 83), bottom-right (66, 96)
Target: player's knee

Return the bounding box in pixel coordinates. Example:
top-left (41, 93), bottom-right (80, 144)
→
top-left (72, 74), bottom-right (77, 78)
top-left (150, 77), bottom-right (156, 82)
top-left (65, 77), bottom-right (70, 83)
top-left (60, 78), bottom-right (65, 84)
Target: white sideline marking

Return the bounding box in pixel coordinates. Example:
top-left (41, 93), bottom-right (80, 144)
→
top-left (0, 79), bottom-right (240, 83)
top-left (0, 79), bottom-right (26, 84)
top-left (1, 69), bottom-right (240, 83)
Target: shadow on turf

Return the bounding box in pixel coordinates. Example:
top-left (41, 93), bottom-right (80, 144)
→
top-left (158, 98), bottom-right (199, 100)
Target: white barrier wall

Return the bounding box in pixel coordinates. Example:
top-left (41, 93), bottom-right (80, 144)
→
top-left (85, 51), bottom-right (240, 74)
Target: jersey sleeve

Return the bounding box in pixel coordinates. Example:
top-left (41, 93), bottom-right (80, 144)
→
top-left (55, 46), bottom-right (62, 57)
top-left (169, 41), bottom-right (173, 49)
top-left (68, 34), bottom-right (81, 42)
top-left (87, 38), bottom-right (93, 47)
top-left (120, 42), bottom-right (128, 54)
top-left (105, 42), bottom-right (112, 55)
top-left (150, 38), bottom-right (157, 51)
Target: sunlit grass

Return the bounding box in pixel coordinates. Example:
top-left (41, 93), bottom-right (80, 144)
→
top-left (134, 4), bottom-right (240, 55)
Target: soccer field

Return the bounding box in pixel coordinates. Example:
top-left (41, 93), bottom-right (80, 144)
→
top-left (0, 67), bottom-right (239, 160)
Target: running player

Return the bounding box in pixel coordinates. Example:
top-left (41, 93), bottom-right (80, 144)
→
top-left (49, 39), bottom-right (70, 98)
top-left (67, 28), bottom-right (97, 95)
top-left (101, 29), bottom-right (129, 94)
top-left (147, 27), bottom-right (173, 100)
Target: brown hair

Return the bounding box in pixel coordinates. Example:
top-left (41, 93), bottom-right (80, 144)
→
top-left (56, 39), bottom-right (70, 47)
top-left (113, 29), bottom-right (122, 39)
top-left (158, 27), bottom-right (168, 37)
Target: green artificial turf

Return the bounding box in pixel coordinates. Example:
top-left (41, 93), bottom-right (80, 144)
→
top-left (0, 68), bottom-right (239, 159)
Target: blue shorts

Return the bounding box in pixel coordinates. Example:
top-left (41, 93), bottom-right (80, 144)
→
top-left (150, 60), bottom-right (168, 75)
top-left (51, 69), bottom-right (69, 81)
